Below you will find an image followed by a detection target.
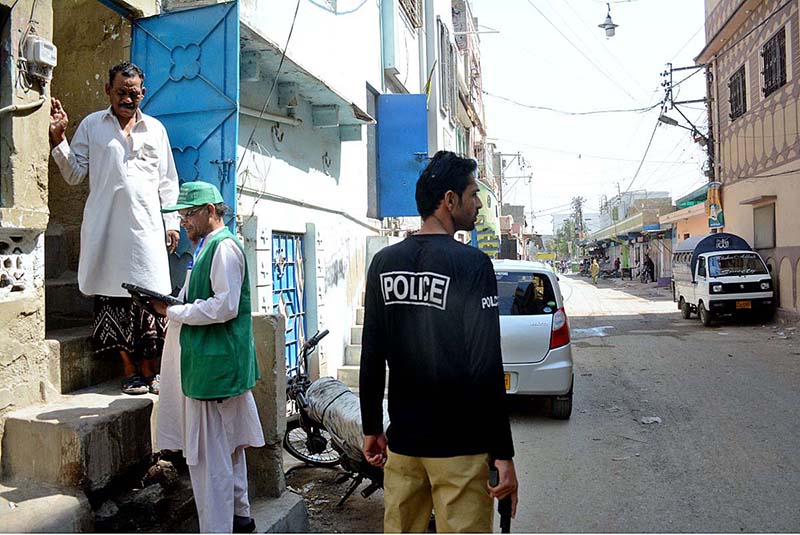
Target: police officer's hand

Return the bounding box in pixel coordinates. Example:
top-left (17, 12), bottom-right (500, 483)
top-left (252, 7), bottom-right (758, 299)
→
top-left (488, 459), bottom-right (519, 518)
top-left (362, 433), bottom-right (387, 467)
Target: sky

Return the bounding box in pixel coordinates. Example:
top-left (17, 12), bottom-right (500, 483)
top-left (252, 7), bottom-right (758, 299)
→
top-left (471, 0), bottom-right (708, 235)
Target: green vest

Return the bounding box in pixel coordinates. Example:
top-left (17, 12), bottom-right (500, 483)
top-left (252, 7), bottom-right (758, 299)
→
top-left (179, 228), bottom-right (260, 400)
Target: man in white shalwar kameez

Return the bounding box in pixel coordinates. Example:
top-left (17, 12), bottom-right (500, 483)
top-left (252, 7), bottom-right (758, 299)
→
top-left (150, 182), bottom-right (264, 534)
top-left (49, 61), bottom-right (179, 395)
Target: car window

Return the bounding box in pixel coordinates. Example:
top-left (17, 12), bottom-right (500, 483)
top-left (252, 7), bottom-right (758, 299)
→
top-left (495, 271), bottom-right (557, 316)
top-left (698, 257), bottom-right (706, 278)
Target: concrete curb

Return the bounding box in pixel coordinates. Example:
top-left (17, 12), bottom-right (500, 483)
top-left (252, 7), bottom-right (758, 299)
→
top-left (251, 491), bottom-right (309, 533)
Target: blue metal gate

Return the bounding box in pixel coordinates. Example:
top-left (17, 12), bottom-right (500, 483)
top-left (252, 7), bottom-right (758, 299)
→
top-left (272, 233), bottom-right (306, 373)
top-left (131, 0), bottom-right (240, 244)
top-left (376, 94), bottom-right (428, 217)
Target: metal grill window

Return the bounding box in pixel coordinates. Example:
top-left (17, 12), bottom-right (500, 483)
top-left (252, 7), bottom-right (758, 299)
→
top-left (762, 27), bottom-right (787, 98)
top-left (399, 0), bottom-right (423, 28)
top-left (728, 66), bottom-right (747, 120)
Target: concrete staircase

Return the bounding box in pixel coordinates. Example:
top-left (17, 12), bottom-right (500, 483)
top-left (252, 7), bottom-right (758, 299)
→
top-left (337, 293), bottom-right (365, 389)
top-left (337, 292), bottom-right (389, 390)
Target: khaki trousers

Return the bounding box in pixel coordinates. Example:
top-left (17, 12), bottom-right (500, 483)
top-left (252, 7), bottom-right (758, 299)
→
top-left (383, 449), bottom-right (493, 533)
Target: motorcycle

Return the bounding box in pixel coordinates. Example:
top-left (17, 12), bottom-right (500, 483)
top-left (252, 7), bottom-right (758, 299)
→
top-left (283, 330), bottom-right (384, 506)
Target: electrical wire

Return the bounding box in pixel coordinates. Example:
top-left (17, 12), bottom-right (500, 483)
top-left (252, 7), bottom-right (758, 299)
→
top-left (237, 0), bottom-right (301, 175)
top-left (524, 0), bottom-right (638, 101)
top-left (489, 137), bottom-right (696, 165)
top-left (622, 105), bottom-right (665, 194)
top-left (483, 90), bottom-right (659, 115)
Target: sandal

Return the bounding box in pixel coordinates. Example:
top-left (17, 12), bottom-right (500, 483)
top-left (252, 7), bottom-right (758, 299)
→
top-left (145, 374), bottom-right (160, 395)
top-left (121, 375), bottom-right (149, 395)
top-left (233, 516), bottom-right (255, 533)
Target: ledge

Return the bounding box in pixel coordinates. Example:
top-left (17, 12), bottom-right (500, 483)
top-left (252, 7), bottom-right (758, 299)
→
top-left (739, 194), bottom-right (777, 206)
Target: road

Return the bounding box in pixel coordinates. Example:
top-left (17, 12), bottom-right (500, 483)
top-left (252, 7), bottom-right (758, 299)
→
top-left (289, 274), bottom-right (800, 533)
top-left (510, 274), bottom-right (800, 532)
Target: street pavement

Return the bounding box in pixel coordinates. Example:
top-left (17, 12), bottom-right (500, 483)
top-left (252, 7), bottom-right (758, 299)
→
top-left (290, 273), bottom-right (800, 533)
top-left (507, 274), bottom-right (800, 532)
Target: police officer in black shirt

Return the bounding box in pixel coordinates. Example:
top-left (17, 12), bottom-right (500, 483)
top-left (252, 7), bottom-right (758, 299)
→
top-left (360, 151), bottom-right (518, 532)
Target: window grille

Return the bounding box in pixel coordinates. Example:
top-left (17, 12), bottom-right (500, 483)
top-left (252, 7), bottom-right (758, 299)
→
top-left (761, 27), bottom-right (787, 98)
top-left (399, 0), bottom-right (423, 29)
top-left (728, 65), bottom-right (747, 120)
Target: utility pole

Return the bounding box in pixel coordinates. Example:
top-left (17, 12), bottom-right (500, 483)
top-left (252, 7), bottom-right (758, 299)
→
top-left (661, 62), bottom-right (715, 181)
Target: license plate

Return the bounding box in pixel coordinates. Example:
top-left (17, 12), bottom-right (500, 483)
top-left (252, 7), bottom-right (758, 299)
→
top-left (736, 300), bottom-right (752, 309)
top-left (504, 373), bottom-right (511, 391)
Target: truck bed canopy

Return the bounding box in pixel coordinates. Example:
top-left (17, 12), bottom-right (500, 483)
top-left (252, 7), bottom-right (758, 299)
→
top-left (674, 233), bottom-right (753, 277)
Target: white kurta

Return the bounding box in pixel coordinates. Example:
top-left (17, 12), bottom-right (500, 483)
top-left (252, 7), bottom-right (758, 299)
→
top-left (51, 107), bottom-right (179, 297)
top-left (157, 227), bottom-right (265, 465)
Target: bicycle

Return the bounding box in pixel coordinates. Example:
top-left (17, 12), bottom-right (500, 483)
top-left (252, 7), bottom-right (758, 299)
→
top-left (283, 329), bottom-right (342, 467)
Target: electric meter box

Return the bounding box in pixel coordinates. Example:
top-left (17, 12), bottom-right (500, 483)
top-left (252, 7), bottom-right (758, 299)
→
top-left (23, 35), bottom-right (58, 67)
top-left (22, 35), bottom-right (58, 83)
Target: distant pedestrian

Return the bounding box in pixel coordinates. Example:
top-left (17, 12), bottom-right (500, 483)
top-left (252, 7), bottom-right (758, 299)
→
top-left (591, 259), bottom-right (600, 284)
top-left (360, 151), bottom-right (518, 532)
top-left (49, 61), bottom-right (179, 395)
top-left (151, 182), bottom-right (264, 533)
top-left (614, 257), bottom-right (621, 273)
top-left (644, 255), bottom-right (655, 283)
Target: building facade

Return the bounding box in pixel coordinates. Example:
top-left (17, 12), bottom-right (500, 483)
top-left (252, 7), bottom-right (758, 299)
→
top-left (697, 0), bottom-right (800, 318)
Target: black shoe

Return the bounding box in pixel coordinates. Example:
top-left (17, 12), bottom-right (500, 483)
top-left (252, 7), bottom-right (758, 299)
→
top-left (233, 515), bottom-right (255, 533)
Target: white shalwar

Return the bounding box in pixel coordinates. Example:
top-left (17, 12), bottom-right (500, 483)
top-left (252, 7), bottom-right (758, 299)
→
top-left (51, 107), bottom-right (179, 297)
top-left (157, 228), bottom-right (265, 533)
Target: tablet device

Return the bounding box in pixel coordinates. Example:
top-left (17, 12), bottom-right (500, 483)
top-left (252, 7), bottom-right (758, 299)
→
top-left (122, 283), bottom-right (182, 306)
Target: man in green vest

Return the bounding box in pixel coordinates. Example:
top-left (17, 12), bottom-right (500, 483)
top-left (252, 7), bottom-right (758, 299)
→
top-left (150, 181), bottom-right (264, 533)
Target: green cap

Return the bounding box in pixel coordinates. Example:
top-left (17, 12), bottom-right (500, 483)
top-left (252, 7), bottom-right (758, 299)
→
top-left (161, 181), bottom-right (224, 212)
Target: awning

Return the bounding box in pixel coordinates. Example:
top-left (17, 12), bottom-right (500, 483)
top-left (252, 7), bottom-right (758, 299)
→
top-left (240, 22), bottom-right (374, 128)
top-left (589, 212), bottom-right (644, 241)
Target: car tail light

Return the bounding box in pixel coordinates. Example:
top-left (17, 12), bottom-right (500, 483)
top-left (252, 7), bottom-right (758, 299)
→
top-left (550, 308), bottom-right (570, 349)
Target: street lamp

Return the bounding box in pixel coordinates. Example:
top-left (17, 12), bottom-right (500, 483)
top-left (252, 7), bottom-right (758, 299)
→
top-left (598, 3), bottom-right (619, 38)
top-left (658, 113), bottom-right (709, 145)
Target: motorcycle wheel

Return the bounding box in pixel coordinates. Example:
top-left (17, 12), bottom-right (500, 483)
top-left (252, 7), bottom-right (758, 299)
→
top-left (283, 419), bottom-right (342, 468)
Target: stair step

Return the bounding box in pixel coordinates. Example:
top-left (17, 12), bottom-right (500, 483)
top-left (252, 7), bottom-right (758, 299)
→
top-left (350, 325), bottom-right (363, 343)
top-left (45, 273), bottom-right (93, 331)
top-left (344, 344), bottom-right (361, 366)
top-left (355, 307), bottom-right (365, 326)
top-left (336, 365), bottom-right (387, 390)
top-left (0, 480), bottom-right (94, 532)
top-left (47, 327), bottom-right (122, 394)
top-left (2, 381), bottom-right (158, 492)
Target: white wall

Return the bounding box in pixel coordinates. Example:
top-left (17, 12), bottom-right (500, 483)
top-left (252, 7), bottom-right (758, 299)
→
top-left (241, 0), bottom-right (383, 105)
top-left (237, 0), bottom-right (386, 376)
top-left (425, 0), bottom-right (457, 155)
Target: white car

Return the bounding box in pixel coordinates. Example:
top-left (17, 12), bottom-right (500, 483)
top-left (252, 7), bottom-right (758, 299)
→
top-left (492, 260), bottom-right (574, 419)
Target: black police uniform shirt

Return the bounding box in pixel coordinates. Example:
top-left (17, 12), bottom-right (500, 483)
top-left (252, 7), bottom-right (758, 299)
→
top-left (359, 234), bottom-right (514, 460)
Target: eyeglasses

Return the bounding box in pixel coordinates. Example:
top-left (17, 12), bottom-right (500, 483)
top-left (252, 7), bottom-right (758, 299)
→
top-left (178, 206), bottom-right (205, 221)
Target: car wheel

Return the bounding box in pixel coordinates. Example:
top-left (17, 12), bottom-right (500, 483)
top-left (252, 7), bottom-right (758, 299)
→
top-left (680, 297), bottom-right (691, 319)
top-left (698, 301), bottom-right (713, 327)
top-left (551, 382), bottom-right (573, 420)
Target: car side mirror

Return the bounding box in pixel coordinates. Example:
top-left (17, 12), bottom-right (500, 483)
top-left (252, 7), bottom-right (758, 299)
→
top-left (767, 264), bottom-right (773, 273)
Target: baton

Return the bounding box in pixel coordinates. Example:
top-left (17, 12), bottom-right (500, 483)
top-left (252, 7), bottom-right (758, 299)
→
top-left (489, 461), bottom-right (512, 533)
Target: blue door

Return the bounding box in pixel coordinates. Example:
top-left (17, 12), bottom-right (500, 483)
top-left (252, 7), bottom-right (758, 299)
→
top-left (131, 1), bottom-right (239, 242)
top-left (376, 94), bottom-right (428, 217)
top-left (272, 233), bottom-right (306, 373)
